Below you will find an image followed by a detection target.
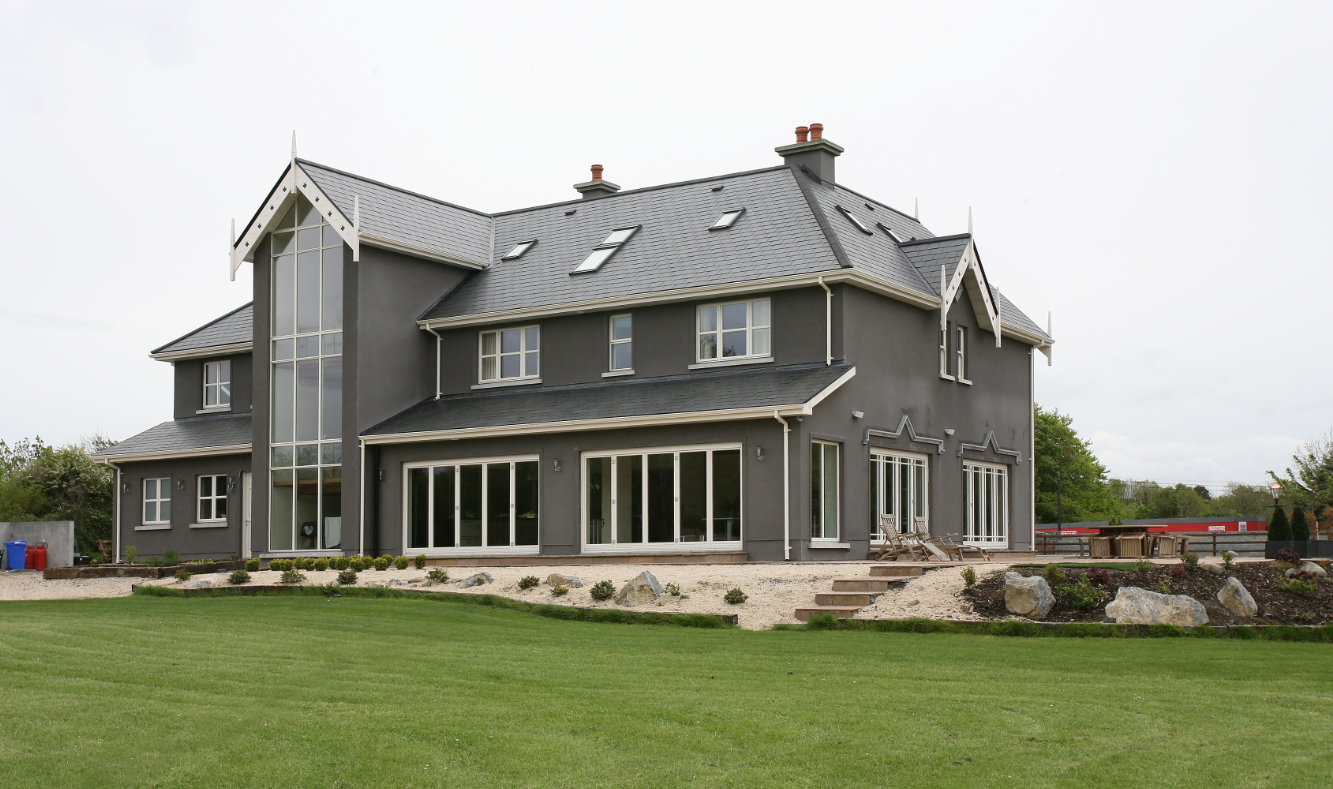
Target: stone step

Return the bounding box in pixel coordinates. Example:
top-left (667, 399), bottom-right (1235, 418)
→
top-left (815, 592), bottom-right (877, 607)
top-left (794, 606), bottom-right (862, 622)
top-left (869, 565), bottom-right (924, 578)
top-left (831, 578), bottom-right (895, 592)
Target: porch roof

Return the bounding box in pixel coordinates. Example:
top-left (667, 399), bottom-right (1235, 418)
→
top-left (95, 413), bottom-right (252, 462)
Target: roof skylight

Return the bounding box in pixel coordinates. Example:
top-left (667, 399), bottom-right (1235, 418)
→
top-left (836, 205), bottom-right (873, 235)
top-left (501, 240), bottom-right (536, 260)
top-left (710, 209), bottom-right (745, 231)
top-left (875, 222), bottom-right (901, 242)
top-left (572, 226), bottom-right (640, 273)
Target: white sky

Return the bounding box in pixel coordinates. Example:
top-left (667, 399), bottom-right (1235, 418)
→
top-left (2, 1), bottom-right (1329, 491)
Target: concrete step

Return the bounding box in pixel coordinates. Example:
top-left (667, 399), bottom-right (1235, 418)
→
top-left (831, 578), bottom-right (895, 592)
top-left (794, 606), bottom-right (862, 622)
top-left (869, 565), bottom-right (924, 578)
top-left (815, 592), bottom-right (877, 607)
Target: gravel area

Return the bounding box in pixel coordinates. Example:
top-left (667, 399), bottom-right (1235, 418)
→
top-left (0, 570), bottom-right (175, 600)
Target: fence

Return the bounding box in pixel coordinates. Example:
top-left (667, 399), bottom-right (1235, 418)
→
top-left (1036, 531), bottom-right (1272, 558)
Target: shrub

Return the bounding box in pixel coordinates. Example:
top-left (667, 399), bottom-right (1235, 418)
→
top-left (336, 569), bottom-right (358, 586)
top-left (329, 557), bottom-right (348, 570)
top-left (394, 556), bottom-right (409, 570)
top-left (299, 557), bottom-right (318, 571)
top-left (124, 546), bottom-right (138, 564)
top-left (348, 556), bottom-right (367, 571)
top-left (1135, 558), bottom-right (1153, 575)
top-left (313, 558), bottom-right (329, 572)
top-left (174, 569), bottom-right (192, 581)
top-left (518, 575), bottom-right (540, 590)
top-left (147, 556), bottom-right (163, 567)
top-left (961, 567), bottom-right (976, 588)
top-left (163, 550), bottom-right (180, 566)
top-left (228, 569), bottom-right (250, 585)
top-left (244, 558), bottom-right (260, 572)
top-left (1182, 552), bottom-right (1199, 571)
top-left (1269, 507), bottom-right (1292, 542)
top-left (551, 586), bottom-right (569, 596)
top-left (805, 612), bottom-right (841, 630)
top-left (373, 557), bottom-right (390, 571)
top-left (1291, 506), bottom-right (1311, 542)
top-left (1086, 567), bottom-right (1111, 586)
top-left (1170, 564), bottom-right (1188, 580)
top-left (1043, 564), bottom-right (1066, 585)
top-left (280, 569), bottom-right (306, 585)
top-left (665, 582), bottom-right (682, 596)
top-left (1276, 547), bottom-right (1300, 565)
top-left (590, 580), bottom-right (615, 602)
top-left (1221, 551), bottom-right (1235, 570)
top-left (268, 558), bottom-right (293, 572)
top-left (1064, 575), bottom-right (1100, 611)
top-left (724, 587), bottom-right (748, 605)
top-left (414, 554), bottom-right (427, 570)
top-left (1155, 580), bottom-right (1173, 595)
top-left (426, 568), bottom-right (449, 583)
top-left (1279, 577), bottom-right (1316, 596)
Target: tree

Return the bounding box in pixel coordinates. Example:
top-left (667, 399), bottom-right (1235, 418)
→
top-left (1289, 505), bottom-right (1310, 541)
top-left (1269, 429), bottom-right (1333, 511)
top-left (1033, 405), bottom-right (1122, 524)
top-left (1268, 506), bottom-right (1291, 541)
top-left (1192, 484), bottom-right (1212, 501)
top-left (0, 435), bottom-right (115, 554)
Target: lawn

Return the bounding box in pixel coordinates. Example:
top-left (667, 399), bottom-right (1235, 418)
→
top-left (1, 595), bottom-right (1330, 788)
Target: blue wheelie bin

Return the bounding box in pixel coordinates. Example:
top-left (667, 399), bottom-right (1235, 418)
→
top-left (4, 540), bottom-right (27, 570)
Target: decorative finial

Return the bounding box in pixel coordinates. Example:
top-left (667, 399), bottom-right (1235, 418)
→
top-left (914, 197), bottom-right (918, 220)
top-left (229, 218), bottom-right (236, 282)
top-left (291, 131), bottom-right (298, 160)
top-left (968, 206), bottom-right (973, 235)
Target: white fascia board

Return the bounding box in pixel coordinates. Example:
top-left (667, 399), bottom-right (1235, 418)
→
top-left (231, 162), bottom-right (358, 278)
top-left (93, 444), bottom-right (252, 464)
top-left (149, 342), bottom-right (253, 363)
top-left (359, 233), bottom-right (486, 270)
top-left (362, 366), bottom-right (855, 445)
top-left (1000, 325), bottom-right (1053, 348)
top-left (418, 269), bottom-right (939, 330)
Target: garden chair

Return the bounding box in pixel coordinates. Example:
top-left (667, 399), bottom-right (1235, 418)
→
top-left (907, 531), bottom-right (950, 562)
top-left (929, 534), bottom-right (992, 562)
top-left (869, 516), bottom-right (910, 561)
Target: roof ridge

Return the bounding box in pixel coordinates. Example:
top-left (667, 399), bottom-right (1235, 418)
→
top-left (490, 165), bottom-right (791, 217)
top-left (898, 233), bottom-right (972, 246)
top-left (151, 302), bottom-right (253, 355)
top-left (297, 159), bottom-right (493, 219)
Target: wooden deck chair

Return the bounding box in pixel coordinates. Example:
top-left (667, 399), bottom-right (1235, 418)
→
top-left (932, 534), bottom-right (993, 562)
top-left (869, 516), bottom-right (918, 561)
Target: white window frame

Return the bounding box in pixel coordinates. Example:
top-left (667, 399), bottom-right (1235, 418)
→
top-left (870, 450), bottom-right (929, 541)
top-left (696, 298), bottom-right (771, 364)
top-left (963, 461), bottom-right (1009, 547)
top-left (203, 360), bottom-right (231, 409)
top-left (403, 454), bottom-right (541, 556)
top-left (479, 325), bottom-right (540, 383)
top-left (608, 313), bottom-right (632, 372)
top-left (143, 478), bottom-right (171, 526)
top-left (811, 439), bottom-right (841, 542)
top-left (956, 325), bottom-right (970, 384)
top-left (580, 442), bottom-right (744, 554)
top-left (939, 323), bottom-right (954, 381)
top-left (197, 474), bottom-right (228, 522)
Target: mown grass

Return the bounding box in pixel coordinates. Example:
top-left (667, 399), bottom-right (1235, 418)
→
top-left (1, 594), bottom-right (1331, 788)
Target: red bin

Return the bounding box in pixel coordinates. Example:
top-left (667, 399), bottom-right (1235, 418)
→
top-left (32, 545), bottom-right (47, 572)
top-left (25, 546), bottom-right (35, 570)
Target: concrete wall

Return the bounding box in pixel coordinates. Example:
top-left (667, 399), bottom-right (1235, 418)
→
top-left (115, 455), bottom-right (251, 561)
top-left (0, 521), bottom-right (75, 567)
top-left (173, 353), bottom-right (253, 419)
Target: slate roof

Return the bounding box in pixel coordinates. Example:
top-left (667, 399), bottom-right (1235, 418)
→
top-left (899, 236), bottom-right (973, 297)
top-left (96, 414), bottom-right (252, 459)
top-left (300, 160), bottom-right (493, 266)
top-left (152, 303), bottom-right (253, 356)
top-left (364, 362), bottom-right (853, 437)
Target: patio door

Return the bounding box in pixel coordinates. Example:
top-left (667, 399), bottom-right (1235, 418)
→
top-left (962, 462), bottom-right (1008, 546)
top-left (870, 451), bottom-right (928, 540)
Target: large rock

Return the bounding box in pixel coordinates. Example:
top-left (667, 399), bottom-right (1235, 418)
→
top-left (1003, 572), bottom-right (1054, 619)
top-left (615, 571), bottom-right (663, 607)
top-left (1105, 586), bottom-right (1208, 626)
top-left (1217, 577), bottom-right (1257, 619)
top-left (183, 578), bottom-right (213, 590)
top-left (545, 573), bottom-right (584, 588)
top-left (1200, 561), bottom-right (1226, 575)
top-left (461, 572), bottom-right (494, 588)
top-left (1297, 562), bottom-right (1327, 578)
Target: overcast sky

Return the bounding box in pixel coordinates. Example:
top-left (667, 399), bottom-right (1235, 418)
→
top-left (2, 1), bottom-right (1329, 490)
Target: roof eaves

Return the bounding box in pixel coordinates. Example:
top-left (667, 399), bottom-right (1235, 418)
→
top-left (150, 302), bottom-right (254, 355)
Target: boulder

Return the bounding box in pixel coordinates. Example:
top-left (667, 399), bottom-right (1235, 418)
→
top-left (1003, 572), bottom-right (1054, 619)
top-left (614, 571), bottom-right (663, 607)
top-left (1105, 586), bottom-right (1208, 626)
top-left (545, 573), bottom-right (584, 588)
top-left (183, 578), bottom-right (213, 590)
top-left (1200, 561), bottom-right (1226, 575)
top-left (1299, 562), bottom-right (1327, 578)
top-left (1216, 577), bottom-right (1257, 619)
top-left (461, 572), bottom-right (494, 588)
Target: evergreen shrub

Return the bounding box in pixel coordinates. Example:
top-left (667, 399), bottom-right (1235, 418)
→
top-left (1269, 507), bottom-right (1292, 541)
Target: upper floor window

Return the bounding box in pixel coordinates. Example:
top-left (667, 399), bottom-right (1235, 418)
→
top-left (939, 322), bottom-right (953, 380)
top-left (698, 298), bottom-right (770, 362)
top-left (204, 361), bottom-right (231, 409)
top-left (609, 314), bottom-right (632, 371)
top-left (956, 325), bottom-right (970, 383)
top-left (143, 478), bottom-right (171, 525)
top-left (198, 474), bottom-right (227, 522)
top-left (480, 326), bottom-right (540, 382)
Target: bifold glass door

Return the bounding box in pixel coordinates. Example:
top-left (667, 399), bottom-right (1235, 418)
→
top-left (407, 457), bottom-right (539, 550)
top-left (870, 452), bottom-right (928, 540)
top-left (962, 462), bottom-right (1008, 545)
top-left (585, 445), bottom-right (741, 548)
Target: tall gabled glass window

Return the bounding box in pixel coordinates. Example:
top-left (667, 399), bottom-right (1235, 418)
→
top-left (270, 193), bottom-right (343, 552)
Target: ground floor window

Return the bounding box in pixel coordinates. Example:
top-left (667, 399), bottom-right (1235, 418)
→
top-left (407, 456), bottom-right (539, 550)
top-left (811, 440), bottom-right (840, 541)
top-left (143, 478), bottom-right (171, 525)
top-left (270, 442), bottom-right (342, 551)
top-left (870, 451), bottom-right (927, 540)
top-left (197, 474), bottom-right (228, 522)
top-left (963, 461), bottom-right (1008, 545)
top-left (584, 444), bottom-right (741, 548)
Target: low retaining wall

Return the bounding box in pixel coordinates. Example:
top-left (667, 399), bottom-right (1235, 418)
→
top-left (44, 559), bottom-right (246, 580)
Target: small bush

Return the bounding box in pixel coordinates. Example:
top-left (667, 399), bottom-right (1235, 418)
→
top-left (1182, 552), bottom-right (1199, 571)
top-left (301, 557), bottom-right (320, 571)
top-left (724, 587), bottom-right (747, 605)
top-left (806, 612), bottom-right (840, 630)
top-left (1221, 551), bottom-right (1235, 570)
top-left (1043, 564), bottom-right (1066, 585)
top-left (244, 558), bottom-right (260, 572)
top-left (280, 569), bottom-right (306, 585)
top-left (329, 557), bottom-right (348, 570)
top-left (426, 568), bottom-right (449, 583)
top-left (1276, 547), bottom-right (1300, 564)
top-left (394, 556), bottom-right (409, 570)
top-left (228, 569), bottom-right (250, 585)
top-left (174, 570), bottom-right (192, 582)
top-left (147, 555), bottom-right (163, 567)
top-left (336, 569), bottom-right (358, 586)
top-left (348, 556), bottom-right (367, 571)
top-left (665, 582), bottom-right (682, 596)
top-left (590, 580), bottom-right (615, 602)
top-left (163, 550), bottom-right (180, 566)
top-left (124, 546), bottom-right (138, 564)
top-left (1170, 564), bottom-right (1188, 580)
top-left (1135, 558), bottom-right (1153, 575)
top-left (268, 558), bottom-right (293, 572)
top-left (1155, 580), bottom-right (1173, 595)
top-left (551, 586), bottom-right (569, 596)
top-left (1064, 575), bottom-right (1100, 611)
top-left (519, 575), bottom-right (540, 590)
top-left (961, 567), bottom-right (977, 588)
top-left (414, 554), bottom-right (427, 570)
top-left (373, 557), bottom-right (390, 571)
top-left (1086, 567), bottom-right (1111, 585)
top-left (1279, 577), bottom-right (1316, 596)
top-left (313, 558), bottom-right (329, 572)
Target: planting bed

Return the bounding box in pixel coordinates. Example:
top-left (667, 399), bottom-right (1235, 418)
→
top-left (966, 560), bottom-right (1333, 624)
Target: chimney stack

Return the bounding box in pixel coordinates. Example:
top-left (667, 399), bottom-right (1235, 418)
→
top-left (775, 122), bottom-right (844, 184)
top-left (574, 163), bottom-right (621, 199)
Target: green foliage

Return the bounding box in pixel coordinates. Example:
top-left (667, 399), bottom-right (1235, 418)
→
top-left (265, 559), bottom-right (288, 572)
top-left (665, 582), bottom-right (682, 596)
top-left (329, 557), bottom-right (348, 570)
top-left (1221, 551), bottom-right (1235, 570)
top-left (518, 575), bottom-right (540, 590)
top-left (961, 567), bottom-right (976, 587)
top-left (1278, 577), bottom-right (1316, 596)
top-left (1269, 507), bottom-right (1292, 541)
top-left (373, 557), bottom-right (390, 571)
top-left (1135, 558), bottom-right (1153, 575)
top-left (1290, 506), bottom-right (1310, 541)
top-left (174, 570), bottom-right (192, 581)
top-left (590, 580), bottom-right (615, 602)
top-left (312, 558), bottom-right (329, 572)
top-left (1182, 552), bottom-right (1199, 571)
top-left (1033, 406), bottom-right (1122, 523)
top-left (243, 558), bottom-right (259, 572)
top-left (124, 545), bottom-right (137, 564)
top-left (280, 569), bottom-right (306, 585)
top-left (1063, 574), bottom-right (1101, 611)
top-left (394, 555), bottom-right (409, 570)
top-left (0, 435), bottom-right (116, 554)
top-left (551, 586), bottom-right (569, 596)
top-left (163, 550), bottom-right (179, 566)
top-left (336, 569), bottom-right (358, 586)
top-left (1155, 580), bottom-right (1173, 595)
top-left (426, 568), bottom-right (449, 583)
top-left (228, 570), bottom-right (250, 585)
top-left (1043, 563), bottom-right (1066, 585)
top-left (1268, 429), bottom-right (1333, 511)
top-left (724, 587), bottom-right (747, 605)
top-left (414, 554), bottom-right (427, 570)
top-left (146, 555), bottom-right (162, 567)
top-left (349, 556), bottom-right (367, 571)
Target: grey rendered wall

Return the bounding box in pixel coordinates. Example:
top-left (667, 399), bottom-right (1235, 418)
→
top-left (0, 521), bottom-right (75, 567)
top-left (116, 454), bottom-right (252, 560)
top-left (173, 353), bottom-right (253, 419)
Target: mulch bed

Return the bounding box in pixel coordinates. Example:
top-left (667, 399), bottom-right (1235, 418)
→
top-left (964, 561), bottom-right (1333, 625)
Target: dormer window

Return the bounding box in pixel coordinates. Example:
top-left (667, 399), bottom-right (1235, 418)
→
top-left (709, 209), bottom-right (745, 230)
top-left (502, 240), bottom-right (536, 261)
top-left (836, 205), bottom-right (873, 235)
top-left (204, 360), bottom-right (231, 409)
top-left (572, 226), bottom-right (639, 273)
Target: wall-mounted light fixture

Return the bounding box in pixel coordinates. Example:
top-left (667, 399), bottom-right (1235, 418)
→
top-left (175, 479), bottom-right (185, 491)
top-left (851, 411), bottom-right (864, 419)
top-left (553, 458), bottom-right (562, 472)
top-left (377, 469), bottom-right (385, 482)
top-left (121, 483), bottom-right (130, 494)
top-left (944, 429), bottom-right (955, 436)
top-left (755, 446), bottom-right (765, 461)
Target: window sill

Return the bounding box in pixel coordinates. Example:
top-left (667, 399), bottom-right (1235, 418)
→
top-left (809, 541), bottom-right (851, 549)
top-left (412, 546), bottom-right (542, 557)
top-left (602, 369), bottom-right (635, 378)
top-left (260, 550), bottom-right (345, 558)
top-left (582, 542), bottom-right (743, 554)
top-left (957, 377), bottom-right (972, 386)
top-left (135, 524), bottom-right (171, 531)
top-left (472, 378), bottom-right (542, 390)
top-left (688, 356), bottom-right (773, 370)
top-left (189, 521), bottom-right (228, 529)
top-left (939, 372), bottom-right (955, 381)
top-left (196, 407), bottom-right (232, 415)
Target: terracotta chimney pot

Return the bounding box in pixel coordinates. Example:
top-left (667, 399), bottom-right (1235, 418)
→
top-left (591, 164), bottom-right (604, 181)
top-left (795, 126), bottom-right (809, 143)
top-left (810, 123), bottom-right (823, 141)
